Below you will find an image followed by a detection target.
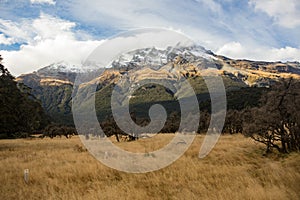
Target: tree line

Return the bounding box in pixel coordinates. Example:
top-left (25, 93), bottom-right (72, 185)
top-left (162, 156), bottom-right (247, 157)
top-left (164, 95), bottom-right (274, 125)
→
top-left (99, 78), bottom-right (300, 154)
top-left (203, 78), bottom-right (300, 154)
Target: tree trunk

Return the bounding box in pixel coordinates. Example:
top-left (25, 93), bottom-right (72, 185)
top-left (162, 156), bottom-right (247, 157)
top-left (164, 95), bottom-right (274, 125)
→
top-left (281, 139), bottom-right (287, 153)
top-left (115, 134), bottom-right (120, 142)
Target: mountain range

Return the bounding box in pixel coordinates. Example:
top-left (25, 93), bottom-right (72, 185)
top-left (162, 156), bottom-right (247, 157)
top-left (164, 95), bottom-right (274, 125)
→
top-left (16, 45), bottom-right (300, 124)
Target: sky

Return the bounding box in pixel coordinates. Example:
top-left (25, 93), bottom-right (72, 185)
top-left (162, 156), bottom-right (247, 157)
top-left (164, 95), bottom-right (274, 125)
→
top-left (0, 0), bottom-right (300, 75)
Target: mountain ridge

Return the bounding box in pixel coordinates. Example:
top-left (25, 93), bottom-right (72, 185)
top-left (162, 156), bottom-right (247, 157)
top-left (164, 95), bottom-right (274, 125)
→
top-left (15, 45), bottom-right (300, 124)
top-left (17, 45), bottom-right (300, 87)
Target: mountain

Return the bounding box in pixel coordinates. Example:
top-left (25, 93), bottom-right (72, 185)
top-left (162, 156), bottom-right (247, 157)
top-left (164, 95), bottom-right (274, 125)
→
top-left (109, 45), bottom-right (300, 87)
top-left (16, 45), bottom-right (300, 124)
top-left (17, 45), bottom-right (300, 88)
top-left (16, 62), bottom-right (75, 124)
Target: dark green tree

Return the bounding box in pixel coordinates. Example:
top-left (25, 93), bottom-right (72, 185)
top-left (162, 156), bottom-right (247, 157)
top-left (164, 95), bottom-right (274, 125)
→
top-left (100, 115), bottom-right (121, 142)
top-left (223, 109), bottom-right (243, 134)
top-left (0, 55), bottom-right (49, 138)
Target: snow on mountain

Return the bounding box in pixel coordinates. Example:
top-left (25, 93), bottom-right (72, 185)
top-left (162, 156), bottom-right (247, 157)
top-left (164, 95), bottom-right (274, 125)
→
top-left (19, 44), bottom-right (300, 88)
top-left (110, 45), bottom-right (215, 70)
top-left (33, 45), bottom-right (215, 77)
top-left (36, 61), bottom-right (102, 77)
top-left (37, 61), bottom-right (81, 74)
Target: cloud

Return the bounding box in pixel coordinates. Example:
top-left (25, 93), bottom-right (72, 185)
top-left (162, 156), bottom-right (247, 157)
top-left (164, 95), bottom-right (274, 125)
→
top-left (64, 0), bottom-right (300, 51)
top-left (195, 0), bottom-right (222, 14)
top-left (0, 13), bottom-right (76, 45)
top-left (1, 0), bottom-right (300, 76)
top-left (0, 34), bottom-right (15, 45)
top-left (86, 28), bottom-right (194, 67)
top-left (65, 0), bottom-right (224, 41)
top-left (269, 46), bottom-right (300, 61)
top-left (1, 38), bottom-right (103, 75)
top-left (0, 18), bottom-right (33, 44)
top-left (216, 42), bottom-right (246, 58)
top-left (31, 13), bottom-right (76, 41)
top-left (0, 13), bottom-right (102, 75)
top-left (30, 0), bottom-right (56, 5)
top-left (70, 0), bottom-right (209, 32)
top-left (217, 41), bottom-right (300, 62)
top-left (249, 0), bottom-right (300, 28)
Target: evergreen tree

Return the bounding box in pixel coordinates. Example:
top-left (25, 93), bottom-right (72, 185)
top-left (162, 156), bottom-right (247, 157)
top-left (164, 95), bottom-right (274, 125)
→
top-left (0, 55), bottom-right (49, 138)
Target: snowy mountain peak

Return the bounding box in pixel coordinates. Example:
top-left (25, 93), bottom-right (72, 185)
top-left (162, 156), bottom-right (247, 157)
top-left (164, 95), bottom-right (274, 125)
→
top-left (34, 45), bottom-right (215, 76)
top-left (37, 61), bottom-right (81, 74)
top-left (111, 45), bottom-right (216, 69)
top-left (17, 44), bottom-right (300, 89)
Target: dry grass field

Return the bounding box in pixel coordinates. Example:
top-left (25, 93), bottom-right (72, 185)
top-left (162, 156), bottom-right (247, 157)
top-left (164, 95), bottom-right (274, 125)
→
top-left (0, 134), bottom-right (299, 200)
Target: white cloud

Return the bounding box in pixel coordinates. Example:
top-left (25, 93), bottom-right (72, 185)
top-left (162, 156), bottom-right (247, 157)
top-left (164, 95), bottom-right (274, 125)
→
top-left (0, 13), bottom-right (76, 45)
top-left (1, 0), bottom-right (300, 76)
top-left (65, 0), bottom-right (232, 53)
top-left (269, 46), bottom-right (300, 61)
top-left (1, 38), bottom-right (103, 75)
top-left (66, 0), bottom-right (298, 53)
top-left (216, 42), bottom-right (246, 58)
top-left (30, 0), bottom-right (56, 5)
top-left (0, 18), bottom-right (33, 44)
top-left (195, 0), bottom-right (222, 14)
top-left (86, 28), bottom-right (194, 67)
top-left (249, 0), bottom-right (300, 28)
top-left (0, 13), bottom-right (103, 75)
top-left (68, 0), bottom-right (178, 29)
top-left (31, 13), bottom-right (76, 41)
top-left (0, 34), bottom-right (15, 45)
top-left (217, 41), bottom-right (300, 62)
top-left (68, 1), bottom-right (222, 34)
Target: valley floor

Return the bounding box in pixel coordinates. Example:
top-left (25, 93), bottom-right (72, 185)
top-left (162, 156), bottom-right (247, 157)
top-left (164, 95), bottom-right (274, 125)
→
top-left (0, 134), bottom-right (299, 200)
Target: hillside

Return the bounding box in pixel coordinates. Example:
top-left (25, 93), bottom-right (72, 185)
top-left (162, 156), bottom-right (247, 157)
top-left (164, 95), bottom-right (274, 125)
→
top-left (16, 45), bottom-right (300, 125)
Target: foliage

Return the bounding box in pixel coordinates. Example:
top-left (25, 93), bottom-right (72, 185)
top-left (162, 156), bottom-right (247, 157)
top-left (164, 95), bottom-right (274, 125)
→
top-left (42, 124), bottom-right (77, 139)
top-left (223, 109), bottom-right (243, 134)
top-left (0, 55), bottom-right (49, 138)
top-left (225, 87), bottom-right (267, 110)
top-left (32, 84), bottom-right (73, 125)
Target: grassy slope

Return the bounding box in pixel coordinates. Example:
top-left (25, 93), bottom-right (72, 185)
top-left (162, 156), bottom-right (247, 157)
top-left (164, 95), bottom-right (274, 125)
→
top-left (0, 134), bottom-right (299, 200)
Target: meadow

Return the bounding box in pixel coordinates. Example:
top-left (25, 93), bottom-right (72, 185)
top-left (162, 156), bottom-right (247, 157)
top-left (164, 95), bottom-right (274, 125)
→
top-left (0, 134), bottom-right (299, 200)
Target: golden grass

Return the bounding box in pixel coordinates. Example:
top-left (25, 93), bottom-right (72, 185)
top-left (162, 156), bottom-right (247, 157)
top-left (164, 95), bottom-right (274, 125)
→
top-left (0, 134), bottom-right (299, 200)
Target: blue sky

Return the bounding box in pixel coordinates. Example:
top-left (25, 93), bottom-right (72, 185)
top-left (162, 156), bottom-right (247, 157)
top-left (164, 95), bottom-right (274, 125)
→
top-left (0, 0), bottom-right (300, 75)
